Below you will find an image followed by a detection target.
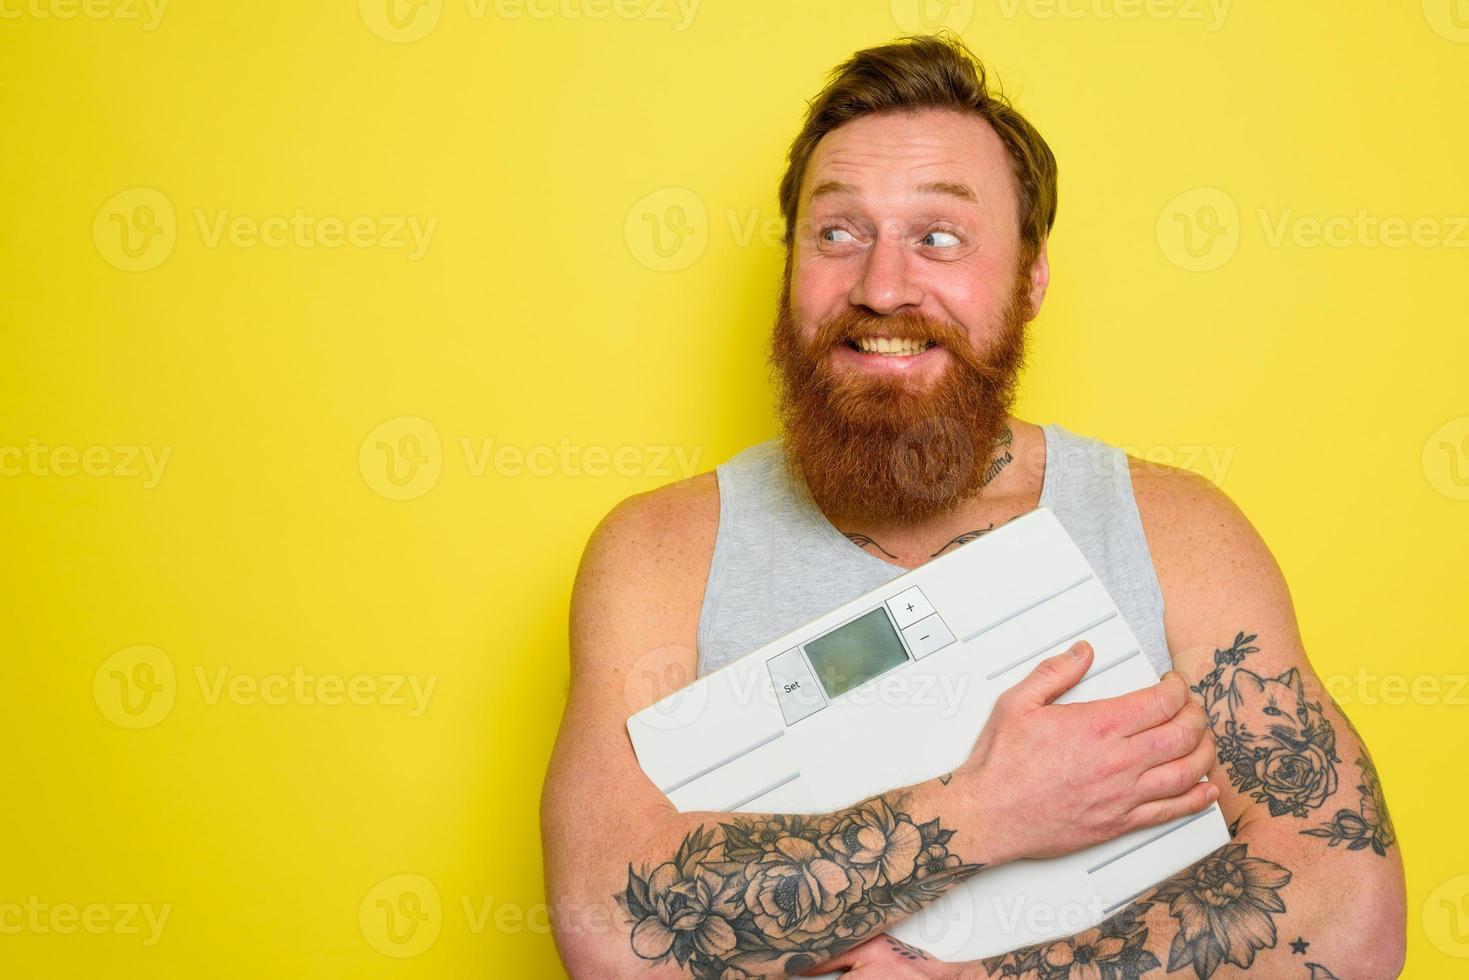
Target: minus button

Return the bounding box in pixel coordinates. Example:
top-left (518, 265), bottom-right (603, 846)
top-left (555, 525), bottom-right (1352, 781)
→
top-left (902, 613), bottom-right (954, 660)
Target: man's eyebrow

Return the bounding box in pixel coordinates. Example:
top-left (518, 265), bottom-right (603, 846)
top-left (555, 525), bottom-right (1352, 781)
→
top-left (914, 180), bottom-right (977, 202)
top-left (807, 179), bottom-right (858, 202)
top-left (806, 179), bottom-right (978, 203)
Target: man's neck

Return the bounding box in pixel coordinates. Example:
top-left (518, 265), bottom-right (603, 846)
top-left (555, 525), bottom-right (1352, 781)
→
top-left (828, 418), bottom-right (1047, 569)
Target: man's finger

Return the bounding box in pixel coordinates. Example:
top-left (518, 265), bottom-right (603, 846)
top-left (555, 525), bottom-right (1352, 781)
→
top-left (1124, 780), bottom-right (1220, 834)
top-left (800, 935), bottom-right (878, 973)
top-left (1096, 670), bottom-right (1192, 737)
top-left (1005, 641), bottom-right (1094, 707)
top-left (1135, 728), bottom-right (1218, 802)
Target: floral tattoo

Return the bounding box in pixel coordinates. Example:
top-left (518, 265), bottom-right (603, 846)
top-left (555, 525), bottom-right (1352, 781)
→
top-left (1191, 632), bottom-right (1341, 818)
top-left (1301, 752), bottom-right (1397, 857)
top-left (984, 842), bottom-right (1292, 980)
top-left (615, 793), bottom-right (981, 977)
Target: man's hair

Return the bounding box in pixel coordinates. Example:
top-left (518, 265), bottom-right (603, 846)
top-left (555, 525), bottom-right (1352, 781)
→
top-left (777, 32), bottom-right (1058, 269)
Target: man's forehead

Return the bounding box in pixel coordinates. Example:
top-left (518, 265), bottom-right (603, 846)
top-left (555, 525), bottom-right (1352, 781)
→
top-left (800, 108), bottom-right (1016, 216)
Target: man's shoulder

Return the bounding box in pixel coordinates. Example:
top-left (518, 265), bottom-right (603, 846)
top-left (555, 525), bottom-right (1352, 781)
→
top-left (572, 472), bottom-right (721, 614)
top-left (1123, 455), bottom-right (1291, 633)
top-left (594, 472), bottom-right (721, 553)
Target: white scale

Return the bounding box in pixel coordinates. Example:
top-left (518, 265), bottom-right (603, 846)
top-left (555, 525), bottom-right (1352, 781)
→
top-left (626, 507), bottom-right (1228, 962)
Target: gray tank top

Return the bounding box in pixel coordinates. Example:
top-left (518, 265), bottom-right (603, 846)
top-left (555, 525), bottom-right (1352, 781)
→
top-left (695, 423), bottom-right (1171, 678)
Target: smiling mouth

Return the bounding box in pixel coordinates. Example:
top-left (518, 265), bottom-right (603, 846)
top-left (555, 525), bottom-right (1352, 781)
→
top-left (844, 336), bottom-right (938, 356)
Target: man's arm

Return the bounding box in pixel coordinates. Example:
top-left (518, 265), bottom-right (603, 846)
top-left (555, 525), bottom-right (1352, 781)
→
top-left (540, 478), bottom-right (1219, 978)
top-left (1130, 460), bottom-right (1405, 976)
top-left (539, 480), bottom-right (996, 978)
top-left (818, 462), bottom-right (1407, 979)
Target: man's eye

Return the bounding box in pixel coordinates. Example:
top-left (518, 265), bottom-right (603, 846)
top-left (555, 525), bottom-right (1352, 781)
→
top-left (821, 228), bottom-right (856, 244)
top-left (922, 231), bottom-right (961, 248)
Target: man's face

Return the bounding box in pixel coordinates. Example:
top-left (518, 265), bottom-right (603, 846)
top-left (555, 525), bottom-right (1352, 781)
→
top-left (772, 107), bottom-right (1048, 523)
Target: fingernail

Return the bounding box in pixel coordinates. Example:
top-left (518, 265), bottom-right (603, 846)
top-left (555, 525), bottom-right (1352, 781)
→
top-left (1070, 641), bottom-right (1089, 658)
top-left (1205, 785), bottom-right (1219, 802)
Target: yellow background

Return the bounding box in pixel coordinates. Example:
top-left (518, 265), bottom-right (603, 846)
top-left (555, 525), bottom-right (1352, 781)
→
top-left (2, 1), bottom-right (1466, 976)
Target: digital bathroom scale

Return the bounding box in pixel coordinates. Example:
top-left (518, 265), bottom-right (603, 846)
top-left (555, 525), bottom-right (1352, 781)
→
top-left (626, 506), bottom-right (1228, 962)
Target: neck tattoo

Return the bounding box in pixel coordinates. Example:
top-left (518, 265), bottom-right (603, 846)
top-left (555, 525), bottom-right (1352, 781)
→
top-left (840, 426), bottom-right (1015, 560)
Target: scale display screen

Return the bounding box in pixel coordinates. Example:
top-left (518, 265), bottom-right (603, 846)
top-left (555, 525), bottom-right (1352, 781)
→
top-left (803, 607), bottom-right (909, 699)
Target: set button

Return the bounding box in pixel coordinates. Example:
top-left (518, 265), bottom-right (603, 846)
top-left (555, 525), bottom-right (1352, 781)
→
top-left (766, 648), bottom-right (825, 725)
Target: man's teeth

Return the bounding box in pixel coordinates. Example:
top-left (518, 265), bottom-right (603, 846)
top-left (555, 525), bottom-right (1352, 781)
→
top-left (853, 337), bottom-right (933, 355)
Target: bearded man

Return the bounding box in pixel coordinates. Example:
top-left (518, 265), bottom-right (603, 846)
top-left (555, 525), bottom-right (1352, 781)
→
top-left (541, 33), bottom-right (1406, 979)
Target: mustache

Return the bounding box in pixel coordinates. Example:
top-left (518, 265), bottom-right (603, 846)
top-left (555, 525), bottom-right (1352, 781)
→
top-left (805, 304), bottom-right (1022, 385)
top-left (810, 307), bottom-right (970, 350)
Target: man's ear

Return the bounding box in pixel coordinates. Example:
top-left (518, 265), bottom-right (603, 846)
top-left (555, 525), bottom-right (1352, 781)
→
top-left (1026, 238), bottom-right (1051, 319)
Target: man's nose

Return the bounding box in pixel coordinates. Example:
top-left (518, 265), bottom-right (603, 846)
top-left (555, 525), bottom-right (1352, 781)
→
top-left (848, 228), bottom-right (923, 315)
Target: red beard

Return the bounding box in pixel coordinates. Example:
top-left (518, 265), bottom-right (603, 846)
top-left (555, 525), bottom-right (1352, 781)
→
top-left (770, 269), bottom-right (1031, 524)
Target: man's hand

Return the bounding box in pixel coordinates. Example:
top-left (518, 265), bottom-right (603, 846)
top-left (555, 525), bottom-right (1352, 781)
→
top-left (951, 640), bottom-right (1219, 864)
